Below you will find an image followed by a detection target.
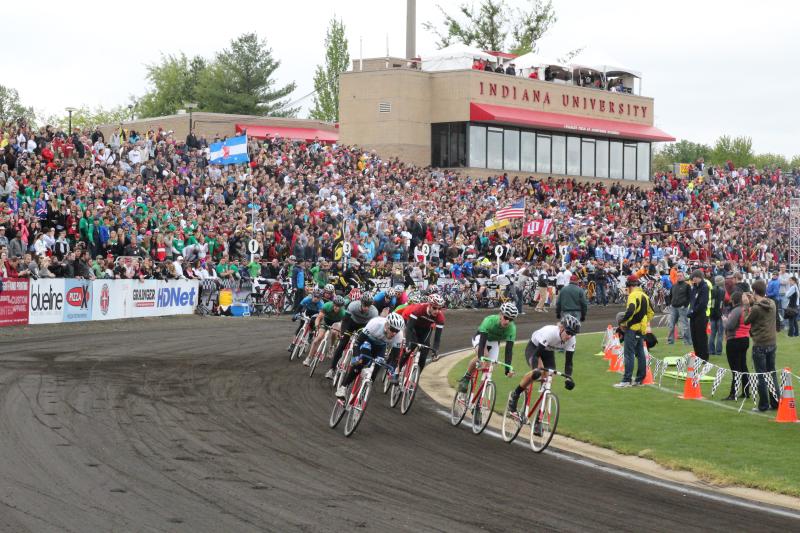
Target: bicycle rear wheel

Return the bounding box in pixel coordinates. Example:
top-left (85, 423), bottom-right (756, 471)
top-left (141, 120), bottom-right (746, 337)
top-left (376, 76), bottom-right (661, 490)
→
top-left (290, 336), bottom-right (306, 362)
top-left (399, 365), bottom-right (420, 415)
top-left (501, 389), bottom-right (528, 443)
top-left (329, 394), bottom-right (347, 429)
top-left (389, 374), bottom-right (402, 408)
top-left (450, 387), bottom-right (469, 427)
top-left (530, 392), bottom-right (560, 453)
top-left (309, 338), bottom-right (327, 377)
top-left (344, 381), bottom-right (372, 437)
top-left (381, 367), bottom-right (392, 395)
top-left (472, 381), bottom-right (496, 435)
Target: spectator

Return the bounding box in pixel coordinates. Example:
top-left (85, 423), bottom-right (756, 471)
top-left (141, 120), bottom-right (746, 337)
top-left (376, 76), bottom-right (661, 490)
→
top-left (505, 63), bottom-right (516, 76)
top-left (785, 276), bottom-right (799, 337)
top-left (688, 269), bottom-right (711, 361)
top-left (744, 279), bottom-right (779, 412)
top-left (722, 291), bottom-right (750, 400)
top-left (708, 275), bottom-right (726, 356)
top-left (765, 271), bottom-right (782, 331)
top-left (555, 274), bottom-right (588, 322)
top-left (615, 275), bottom-right (654, 388)
top-left (668, 271), bottom-right (692, 345)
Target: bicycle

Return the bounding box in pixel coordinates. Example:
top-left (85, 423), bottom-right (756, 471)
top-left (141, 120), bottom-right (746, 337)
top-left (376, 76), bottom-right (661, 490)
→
top-left (450, 356), bottom-right (512, 435)
top-left (331, 329), bottom-right (360, 390)
top-left (329, 354), bottom-right (394, 437)
top-left (289, 315), bottom-right (314, 362)
top-left (308, 324), bottom-right (335, 378)
top-left (389, 343), bottom-right (435, 414)
top-left (501, 369), bottom-right (566, 453)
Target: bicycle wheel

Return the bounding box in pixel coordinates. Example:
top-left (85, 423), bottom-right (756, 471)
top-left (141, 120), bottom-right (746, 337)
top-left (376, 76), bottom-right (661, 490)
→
top-left (329, 394), bottom-right (347, 429)
top-left (399, 365), bottom-right (420, 415)
top-left (344, 380), bottom-right (372, 437)
top-left (501, 389), bottom-right (528, 443)
top-left (450, 386), bottom-right (469, 427)
top-left (389, 371), bottom-right (402, 408)
top-left (309, 337), bottom-right (327, 378)
top-left (530, 392), bottom-right (560, 453)
top-left (290, 335), bottom-right (305, 361)
top-left (472, 381), bottom-right (496, 435)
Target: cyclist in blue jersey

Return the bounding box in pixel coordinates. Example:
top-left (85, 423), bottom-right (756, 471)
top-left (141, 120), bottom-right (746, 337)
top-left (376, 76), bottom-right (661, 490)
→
top-left (373, 287), bottom-right (398, 316)
top-left (288, 288), bottom-right (324, 350)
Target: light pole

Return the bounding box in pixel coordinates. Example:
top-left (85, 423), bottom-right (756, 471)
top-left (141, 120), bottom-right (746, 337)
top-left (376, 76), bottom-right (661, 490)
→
top-left (127, 104), bottom-right (134, 121)
top-left (185, 102), bottom-right (198, 134)
top-left (65, 106), bottom-right (76, 133)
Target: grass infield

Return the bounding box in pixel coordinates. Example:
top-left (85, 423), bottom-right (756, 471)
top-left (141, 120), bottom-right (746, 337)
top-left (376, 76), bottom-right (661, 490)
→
top-left (447, 327), bottom-right (800, 496)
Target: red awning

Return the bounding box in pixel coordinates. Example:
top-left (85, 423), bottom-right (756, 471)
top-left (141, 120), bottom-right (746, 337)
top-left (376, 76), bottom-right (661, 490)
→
top-left (234, 124), bottom-right (339, 143)
top-left (470, 102), bottom-right (675, 142)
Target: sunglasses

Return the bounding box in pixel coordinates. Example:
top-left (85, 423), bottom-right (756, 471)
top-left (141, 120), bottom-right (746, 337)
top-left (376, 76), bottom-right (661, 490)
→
top-left (501, 316), bottom-right (515, 322)
top-left (388, 327), bottom-right (401, 334)
top-left (430, 305), bottom-right (442, 311)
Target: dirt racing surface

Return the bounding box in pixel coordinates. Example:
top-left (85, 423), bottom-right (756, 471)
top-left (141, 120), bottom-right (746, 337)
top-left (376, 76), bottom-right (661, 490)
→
top-left (0, 309), bottom-right (797, 532)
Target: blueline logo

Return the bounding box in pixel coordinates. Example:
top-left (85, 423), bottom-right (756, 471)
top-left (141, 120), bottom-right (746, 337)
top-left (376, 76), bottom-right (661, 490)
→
top-left (157, 287), bottom-right (197, 308)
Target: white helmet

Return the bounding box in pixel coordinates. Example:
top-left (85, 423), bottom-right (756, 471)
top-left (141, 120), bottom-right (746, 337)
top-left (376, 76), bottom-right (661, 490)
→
top-left (386, 312), bottom-right (405, 331)
top-left (428, 293), bottom-right (445, 308)
top-left (394, 284), bottom-right (404, 292)
top-left (385, 287), bottom-right (396, 298)
top-left (500, 302), bottom-right (519, 319)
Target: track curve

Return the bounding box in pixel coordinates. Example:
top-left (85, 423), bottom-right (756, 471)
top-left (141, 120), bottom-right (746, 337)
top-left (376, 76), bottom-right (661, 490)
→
top-left (0, 311), bottom-right (797, 532)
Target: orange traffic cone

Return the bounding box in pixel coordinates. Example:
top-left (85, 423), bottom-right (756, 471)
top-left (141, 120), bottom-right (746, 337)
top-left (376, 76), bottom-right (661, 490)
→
top-left (597, 325), bottom-right (614, 356)
top-left (679, 354), bottom-right (703, 399)
top-left (775, 368), bottom-right (799, 423)
top-left (607, 347), bottom-right (623, 373)
top-left (641, 346), bottom-right (655, 385)
top-left (604, 335), bottom-right (621, 361)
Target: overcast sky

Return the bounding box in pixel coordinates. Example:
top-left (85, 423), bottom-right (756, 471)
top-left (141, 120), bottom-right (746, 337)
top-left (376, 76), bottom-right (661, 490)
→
top-left (5, 0), bottom-right (797, 156)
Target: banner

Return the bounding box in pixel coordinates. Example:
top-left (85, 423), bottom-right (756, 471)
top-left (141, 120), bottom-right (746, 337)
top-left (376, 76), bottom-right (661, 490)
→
top-left (29, 279), bottom-right (65, 325)
top-left (678, 163), bottom-right (692, 176)
top-left (63, 279), bottom-right (93, 322)
top-left (523, 219), bottom-right (553, 237)
top-left (92, 280), bottom-right (127, 321)
top-left (0, 278), bottom-right (29, 327)
top-left (483, 218), bottom-right (510, 233)
top-left (210, 135), bottom-right (249, 165)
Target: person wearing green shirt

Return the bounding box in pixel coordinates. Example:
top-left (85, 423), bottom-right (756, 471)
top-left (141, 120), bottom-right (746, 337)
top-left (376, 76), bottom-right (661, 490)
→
top-left (215, 256), bottom-right (239, 279)
top-left (247, 257), bottom-right (261, 278)
top-left (303, 295), bottom-right (347, 367)
top-left (310, 261), bottom-right (329, 288)
top-left (457, 302), bottom-right (519, 392)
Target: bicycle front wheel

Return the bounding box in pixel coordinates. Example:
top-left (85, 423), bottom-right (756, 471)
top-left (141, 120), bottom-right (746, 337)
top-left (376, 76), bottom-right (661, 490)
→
top-left (329, 395), bottom-right (346, 429)
top-left (501, 389), bottom-right (528, 443)
top-left (399, 365), bottom-right (420, 415)
top-left (450, 386), bottom-right (469, 427)
top-left (530, 392), bottom-right (560, 453)
top-left (472, 381), bottom-right (495, 434)
top-left (389, 374), bottom-right (401, 408)
top-left (309, 338), bottom-right (326, 378)
top-left (344, 381), bottom-right (372, 437)
top-left (381, 367), bottom-right (392, 395)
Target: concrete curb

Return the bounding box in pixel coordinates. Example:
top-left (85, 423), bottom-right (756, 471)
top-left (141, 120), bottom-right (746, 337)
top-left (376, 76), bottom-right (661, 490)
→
top-left (420, 348), bottom-right (800, 512)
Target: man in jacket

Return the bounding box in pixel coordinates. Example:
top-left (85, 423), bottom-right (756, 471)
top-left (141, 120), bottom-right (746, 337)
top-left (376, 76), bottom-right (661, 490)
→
top-left (688, 269), bottom-right (711, 361)
top-left (766, 271), bottom-right (782, 331)
top-left (668, 270), bottom-right (692, 345)
top-left (614, 275), bottom-right (654, 388)
top-left (708, 275), bottom-right (726, 356)
top-left (556, 275), bottom-right (588, 322)
top-left (744, 280), bottom-right (779, 412)
top-left (291, 259), bottom-right (307, 312)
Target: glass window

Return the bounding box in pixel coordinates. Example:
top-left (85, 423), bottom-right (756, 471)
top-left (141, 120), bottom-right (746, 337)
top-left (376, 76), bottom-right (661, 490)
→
top-left (503, 129), bottom-right (519, 170)
top-left (610, 141), bottom-right (623, 179)
top-left (581, 139), bottom-right (595, 177)
top-left (551, 135), bottom-right (565, 175)
top-left (487, 128), bottom-right (503, 170)
top-left (521, 131), bottom-right (536, 171)
top-left (468, 125), bottom-right (486, 168)
top-left (431, 124), bottom-right (447, 168)
top-left (566, 136), bottom-right (580, 176)
top-left (536, 134), bottom-right (551, 174)
top-left (447, 123), bottom-right (466, 167)
top-left (595, 140), bottom-right (608, 178)
top-left (623, 143), bottom-right (637, 180)
top-left (637, 142), bottom-right (651, 181)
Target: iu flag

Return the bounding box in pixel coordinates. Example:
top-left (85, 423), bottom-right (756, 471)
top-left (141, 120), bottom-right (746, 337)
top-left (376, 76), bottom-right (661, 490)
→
top-left (523, 218), bottom-right (553, 237)
top-left (210, 135), bottom-right (250, 165)
top-left (495, 199), bottom-right (525, 220)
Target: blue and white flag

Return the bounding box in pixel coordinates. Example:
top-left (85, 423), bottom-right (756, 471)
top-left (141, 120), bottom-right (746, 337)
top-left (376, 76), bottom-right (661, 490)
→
top-left (210, 135), bottom-right (250, 165)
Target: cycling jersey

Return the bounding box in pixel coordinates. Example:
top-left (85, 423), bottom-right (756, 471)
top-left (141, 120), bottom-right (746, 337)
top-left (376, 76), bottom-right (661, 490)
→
top-left (399, 303), bottom-right (445, 330)
top-left (373, 291), bottom-right (397, 312)
top-left (320, 301), bottom-right (346, 326)
top-left (530, 324), bottom-right (576, 352)
top-left (345, 300), bottom-right (378, 325)
top-left (298, 296), bottom-right (323, 315)
top-left (362, 317), bottom-right (404, 349)
top-left (477, 314), bottom-right (516, 342)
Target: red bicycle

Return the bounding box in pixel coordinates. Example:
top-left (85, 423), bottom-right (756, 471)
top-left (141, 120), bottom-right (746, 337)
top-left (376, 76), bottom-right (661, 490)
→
top-left (389, 343), bottom-right (435, 414)
top-left (501, 369), bottom-right (565, 452)
top-left (450, 357), bottom-right (512, 435)
top-left (308, 324), bottom-right (336, 378)
top-left (329, 355), bottom-right (394, 437)
top-left (331, 329), bottom-right (360, 390)
top-left (289, 315), bottom-right (314, 362)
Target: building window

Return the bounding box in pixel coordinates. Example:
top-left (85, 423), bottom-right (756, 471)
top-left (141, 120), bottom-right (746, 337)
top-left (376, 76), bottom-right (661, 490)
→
top-left (487, 127), bottom-right (503, 170)
top-left (431, 123), bottom-right (467, 167)
top-left (581, 139), bottom-right (595, 177)
top-left (610, 141), bottom-right (623, 179)
top-left (637, 142), bottom-right (651, 181)
top-left (450, 123), bottom-right (466, 167)
top-left (567, 136), bottom-right (580, 176)
top-left (623, 143), bottom-right (637, 180)
top-left (431, 123), bottom-right (448, 168)
top-left (503, 129), bottom-right (520, 170)
top-left (468, 125), bottom-right (486, 168)
top-left (551, 135), bottom-right (565, 175)
top-left (520, 131), bottom-right (536, 172)
top-left (536, 134), bottom-right (551, 174)
top-left (595, 139), bottom-right (609, 178)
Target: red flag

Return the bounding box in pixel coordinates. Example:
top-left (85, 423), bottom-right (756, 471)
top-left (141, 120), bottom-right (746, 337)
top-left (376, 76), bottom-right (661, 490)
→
top-left (523, 219), bottom-right (553, 237)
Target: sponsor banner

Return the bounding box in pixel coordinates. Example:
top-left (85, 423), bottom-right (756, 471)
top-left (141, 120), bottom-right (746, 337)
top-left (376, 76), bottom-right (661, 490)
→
top-left (0, 278), bottom-right (30, 327)
top-left (29, 279), bottom-right (66, 324)
top-left (63, 279), bottom-right (93, 322)
top-left (369, 278), bottom-right (392, 290)
top-left (128, 280), bottom-right (160, 318)
top-left (92, 280), bottom-right (127, 321)
top-left (155, 280), bottom-right (198, 315)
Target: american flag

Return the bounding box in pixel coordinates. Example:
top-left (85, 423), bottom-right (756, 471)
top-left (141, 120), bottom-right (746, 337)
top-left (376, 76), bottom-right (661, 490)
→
top-left (495, 199), bottom-right (525, 220)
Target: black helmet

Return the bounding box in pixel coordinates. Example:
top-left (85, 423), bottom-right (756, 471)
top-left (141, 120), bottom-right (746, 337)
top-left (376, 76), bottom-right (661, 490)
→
top-left (560, 315), bottom-right (581, 335)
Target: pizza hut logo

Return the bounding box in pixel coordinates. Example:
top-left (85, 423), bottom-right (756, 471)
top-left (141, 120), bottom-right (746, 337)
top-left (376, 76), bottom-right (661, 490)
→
top-left (100, 284), bottom-right (110, 315)
top-left (66, 285), bottom-right (90, 309)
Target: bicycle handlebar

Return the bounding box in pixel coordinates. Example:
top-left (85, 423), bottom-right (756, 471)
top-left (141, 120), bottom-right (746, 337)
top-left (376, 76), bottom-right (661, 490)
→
top-left (479, 356), bottom-right (513, 372)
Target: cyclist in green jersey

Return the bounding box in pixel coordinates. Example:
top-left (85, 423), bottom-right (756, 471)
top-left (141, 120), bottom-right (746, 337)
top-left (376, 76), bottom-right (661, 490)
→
top-left (457, 302), bottom-right (519, 392)
top-left (304, 295), bottom-right (347, 367)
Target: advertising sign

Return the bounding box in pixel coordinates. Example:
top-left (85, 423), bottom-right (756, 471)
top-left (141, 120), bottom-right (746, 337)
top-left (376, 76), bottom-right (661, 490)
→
top-left (0, 278), bottom-right (29, 327)
top-left (129, 280), bottom-right (159, 318)
top-left (29, 279), bottom-right (65, 324)
top-left (63, 279), bottom-right (93, 322)
top-left (92, 280), bottom-right (127, 321)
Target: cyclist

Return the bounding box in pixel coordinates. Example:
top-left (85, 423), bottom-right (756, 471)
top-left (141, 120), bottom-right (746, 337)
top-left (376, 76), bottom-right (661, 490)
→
top-left (303, 295), bottom-right (347, 367)
top-left (321, 283), bottom-right (336, 303)
top-left (457, 302), bottom-right (519, 392)
top-left (335, 312), bottom-right (405, 399)
top-left (325, 293), bottom-right (379, 380)
top-left (288, 288), bottom-right (324, 351)
top-left (394, 291), bottom-right (422, 313)
top-left (507, 316), bottom-right (578, 416)
top-left (395, 292), bottom-right (445, 378)
top-left (373, 287), bottom-right (398, 316)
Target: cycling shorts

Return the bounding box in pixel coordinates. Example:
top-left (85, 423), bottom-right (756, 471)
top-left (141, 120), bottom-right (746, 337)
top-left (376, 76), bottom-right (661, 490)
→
top-left (525, 340), bottom-right (555, 371)
top-left (472, 335), bottom-right (500, 362)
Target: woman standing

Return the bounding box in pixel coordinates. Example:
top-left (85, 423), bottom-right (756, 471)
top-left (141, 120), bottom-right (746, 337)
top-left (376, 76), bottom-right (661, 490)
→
top-left (722, 291), bottom-right (751, 400)
top-left (785, 276), bottom-right (798, 337)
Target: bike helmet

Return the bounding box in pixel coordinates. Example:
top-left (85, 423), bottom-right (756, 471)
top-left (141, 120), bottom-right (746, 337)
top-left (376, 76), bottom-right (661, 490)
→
top-left (348, 287), bottom-right (362, 301)
top-left (394, 284), bottom-right (404, 292)
top-left (408, 291), bottom-right (422, 304)
top-left (428, 293), bottom-right (445, 308)
top-left (385, 287), bottom-right (396, 298)
top-left (324, 283), bottom-right (335, 293)
top-left (333, 295), bottom-right (346, 306)
top-left (427, 285), bottom-right (440, 294)
top-left (386, 312), bottom-right (405, 331)
top-left (561, 315), bottom-right (581, 335)
top-left (499, 302), bottom-right (519, 319)
top-left (312, 288), bottom-right (323, 298)
top-left (360, 293), bottom-right (374, 306)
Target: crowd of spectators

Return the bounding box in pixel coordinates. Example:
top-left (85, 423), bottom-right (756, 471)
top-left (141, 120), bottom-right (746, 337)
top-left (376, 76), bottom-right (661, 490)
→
top-left (0, 117), bottom-right (798, 295)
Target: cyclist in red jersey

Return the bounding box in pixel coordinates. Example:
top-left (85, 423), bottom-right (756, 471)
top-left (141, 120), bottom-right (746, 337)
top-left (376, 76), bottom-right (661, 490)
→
top-left (393, 293), bottom-right (446, 380)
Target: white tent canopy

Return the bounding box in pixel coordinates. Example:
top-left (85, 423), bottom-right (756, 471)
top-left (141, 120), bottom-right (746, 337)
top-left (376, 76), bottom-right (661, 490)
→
top-left (421, 43), bottom-right (496, 72)
top-left (569, 49), bottom-right (641, 78)
top-left (512, 51), bottom-right (570, 70)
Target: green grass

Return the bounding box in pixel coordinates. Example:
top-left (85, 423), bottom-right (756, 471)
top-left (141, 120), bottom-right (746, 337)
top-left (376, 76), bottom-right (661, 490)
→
top-left (448, 328), bottom-right (800, 496)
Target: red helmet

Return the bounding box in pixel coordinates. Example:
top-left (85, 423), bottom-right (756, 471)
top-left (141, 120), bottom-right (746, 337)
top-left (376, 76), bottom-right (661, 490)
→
top-left (626, 275), bottom-right (640, 287)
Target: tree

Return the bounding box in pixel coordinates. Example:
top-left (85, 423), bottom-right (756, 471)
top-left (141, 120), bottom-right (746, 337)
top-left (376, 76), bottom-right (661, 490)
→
top-left (751, 153), bottom-right (789, 171)
top-left (651, 139), bottom-right (712, 172)
top-left (0, 84), bottom-right (36, 125)
top-left (197, 33), bottom-right (297, 117)
top-left (310, 17), bottom-right (350, 123)
top-left (39, 104), bottom-right (134, 131)
top-left (423, 0), bottom-right (556, 55)
top-left (137, 54), bottom-right (207, 118)
top-left (710, 135), bottom-right (753, 168)
top-left (790, 155), bottom-right (800, 170)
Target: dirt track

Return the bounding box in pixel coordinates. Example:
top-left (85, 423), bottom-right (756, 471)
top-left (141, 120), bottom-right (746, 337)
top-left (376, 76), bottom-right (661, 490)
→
top-left (0, 310), bottom-right (798, 532)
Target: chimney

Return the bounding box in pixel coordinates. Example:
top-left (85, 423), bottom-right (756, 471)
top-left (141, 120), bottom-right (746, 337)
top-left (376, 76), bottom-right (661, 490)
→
top-left (406, 0), bottom-right (416, 60)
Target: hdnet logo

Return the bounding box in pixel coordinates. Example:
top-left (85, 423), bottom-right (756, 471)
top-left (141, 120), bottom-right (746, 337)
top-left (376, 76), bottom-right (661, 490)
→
top-left (157, 287), bottom-right (197, 308)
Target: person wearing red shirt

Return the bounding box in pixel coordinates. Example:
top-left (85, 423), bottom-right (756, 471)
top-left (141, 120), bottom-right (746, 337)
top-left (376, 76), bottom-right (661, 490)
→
top-left (396, 294), bottom-right (446, 375)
